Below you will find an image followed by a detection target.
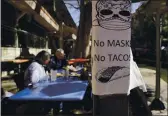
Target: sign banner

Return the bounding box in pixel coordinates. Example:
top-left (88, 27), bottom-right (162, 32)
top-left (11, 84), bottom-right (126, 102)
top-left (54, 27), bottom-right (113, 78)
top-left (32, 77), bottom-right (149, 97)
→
top-left (92, 0), bottom-right (132, 95)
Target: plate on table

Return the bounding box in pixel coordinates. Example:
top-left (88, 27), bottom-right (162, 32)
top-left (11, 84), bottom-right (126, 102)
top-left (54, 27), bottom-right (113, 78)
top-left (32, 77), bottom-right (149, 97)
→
top-left (70, 72), bottom-right (81, 77)
top-left (56, 73), bottom-right (63, 77)
top-left (75, 66), bottom-right (83, 71)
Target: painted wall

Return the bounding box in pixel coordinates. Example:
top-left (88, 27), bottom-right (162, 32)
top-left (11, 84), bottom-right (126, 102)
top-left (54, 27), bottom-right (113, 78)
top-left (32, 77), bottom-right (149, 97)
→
top-left (1, 47), bottom-right (51, 61)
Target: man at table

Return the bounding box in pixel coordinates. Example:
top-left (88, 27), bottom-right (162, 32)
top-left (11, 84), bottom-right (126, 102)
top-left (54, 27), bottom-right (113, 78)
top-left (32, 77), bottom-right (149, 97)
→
top-left (49, 48), bottom-right (68, 70)
top-left (24, 50), bottom-right (51, 87)
top-left (48, 49), bottom-right (78, 72)
top-left (48, 49), bottom-right (78, 114)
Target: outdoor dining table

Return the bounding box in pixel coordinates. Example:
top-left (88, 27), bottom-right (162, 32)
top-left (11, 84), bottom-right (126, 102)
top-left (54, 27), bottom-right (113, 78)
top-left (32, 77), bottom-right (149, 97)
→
top-left (9, 70), bottom-right (88, 102)
top-left (1, 59), bottom-right (30, 74)
top-left (1, 59), bottom-right (29, 63)
top-left (13, 59), bottom-right (30, 73)
top-left (68, 58), bottom-right (90, 65)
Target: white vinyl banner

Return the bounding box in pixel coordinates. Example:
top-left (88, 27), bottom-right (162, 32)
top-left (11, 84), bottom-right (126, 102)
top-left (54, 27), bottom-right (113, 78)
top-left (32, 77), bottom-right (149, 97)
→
top-left (92, 0), bottom-right (132, 95)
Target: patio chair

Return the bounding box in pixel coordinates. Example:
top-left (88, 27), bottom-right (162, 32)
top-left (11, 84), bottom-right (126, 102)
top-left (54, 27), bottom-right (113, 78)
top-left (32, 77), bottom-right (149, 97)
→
top-left (12, 72), bottom-right (25, 91)
top-left (1, 88), bottom-right (17, 115)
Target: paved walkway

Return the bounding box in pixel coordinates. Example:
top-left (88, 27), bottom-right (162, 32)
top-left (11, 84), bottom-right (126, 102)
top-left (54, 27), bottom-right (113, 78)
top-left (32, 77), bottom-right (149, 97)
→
top-left (139, 68), bottom-right (168, 115)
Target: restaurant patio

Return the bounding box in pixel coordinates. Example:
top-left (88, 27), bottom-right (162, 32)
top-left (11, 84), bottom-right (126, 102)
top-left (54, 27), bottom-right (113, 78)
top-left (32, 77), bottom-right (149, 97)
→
top-left (1, 0), bottom-right (168, 116)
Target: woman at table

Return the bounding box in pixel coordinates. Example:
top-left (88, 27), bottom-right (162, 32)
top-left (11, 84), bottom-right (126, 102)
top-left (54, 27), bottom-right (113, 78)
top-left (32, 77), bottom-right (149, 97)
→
top-left (16, 51), bottom-right (52, 115)
top-left (24, 50), bottom-right (51, 87)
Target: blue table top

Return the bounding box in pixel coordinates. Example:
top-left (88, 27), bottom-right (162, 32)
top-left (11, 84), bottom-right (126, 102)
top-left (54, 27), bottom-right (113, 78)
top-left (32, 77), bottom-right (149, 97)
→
top-left (10, 77), bottom-right (88, 101)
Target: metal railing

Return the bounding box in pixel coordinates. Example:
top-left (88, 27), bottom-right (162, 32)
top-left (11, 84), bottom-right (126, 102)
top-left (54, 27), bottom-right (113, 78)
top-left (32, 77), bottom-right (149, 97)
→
top-left (2, 24), bottom-right (48, 48)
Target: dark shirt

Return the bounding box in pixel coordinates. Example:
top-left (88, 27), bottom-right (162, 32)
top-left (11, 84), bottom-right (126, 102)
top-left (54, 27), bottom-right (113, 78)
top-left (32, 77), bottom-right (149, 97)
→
top-left (48, 55), bottom-right (68, 70)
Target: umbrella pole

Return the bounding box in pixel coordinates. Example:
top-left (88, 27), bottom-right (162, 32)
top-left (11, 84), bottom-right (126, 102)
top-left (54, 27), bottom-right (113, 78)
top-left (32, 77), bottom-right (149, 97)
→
top-left (150, 12), bottom-right (165, 111)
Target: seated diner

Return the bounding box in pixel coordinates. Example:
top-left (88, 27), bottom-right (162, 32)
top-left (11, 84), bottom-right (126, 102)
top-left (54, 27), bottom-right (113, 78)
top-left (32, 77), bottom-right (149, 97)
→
top-left (24, 50), bottom-right (51, 87)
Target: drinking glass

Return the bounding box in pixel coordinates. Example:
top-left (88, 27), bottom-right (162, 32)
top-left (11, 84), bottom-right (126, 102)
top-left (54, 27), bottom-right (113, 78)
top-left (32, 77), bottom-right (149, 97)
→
top-left (63, 69), bottom-right (69, 81)
top-left (51, 69), bottom-right (57, 81)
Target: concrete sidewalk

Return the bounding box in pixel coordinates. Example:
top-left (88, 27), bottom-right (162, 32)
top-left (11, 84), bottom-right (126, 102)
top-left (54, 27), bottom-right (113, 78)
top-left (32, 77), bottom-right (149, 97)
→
top-left (139, 68), bottom-right (168, 116)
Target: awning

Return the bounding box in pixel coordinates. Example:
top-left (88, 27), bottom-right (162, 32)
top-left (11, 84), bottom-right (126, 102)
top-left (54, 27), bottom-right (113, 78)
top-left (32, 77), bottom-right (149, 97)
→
top-left (53, 25), bottom-right (77, 38)
top-left (7, 0), bottom-right (59, 32)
